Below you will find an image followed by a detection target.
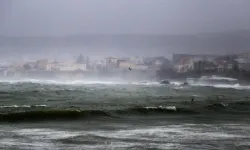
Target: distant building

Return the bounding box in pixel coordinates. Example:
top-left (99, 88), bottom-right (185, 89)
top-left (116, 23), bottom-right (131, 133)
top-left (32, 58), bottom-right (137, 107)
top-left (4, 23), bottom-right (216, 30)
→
top-left (76, 54), bottom-right (85, 64)
top-left (11, 62), bottom-right (25, 69)
top-left (52, 63), bottom-right (87, 71)
top-left (174, 57), bottom-right (194, 73)
top-left (172, 54), bottom-right (217, 64)
top-left (133, 65), bottom-right (148, 70)
top-left (119, 60), bottom-right (135, 69)
top-left (106, 57), bottom-right (118, 68)
top-left (46, 63), bottom-right (56, 71)
top-left (130, 56), bottom-right (144, 65)
top-left (106, 57), bottom-right (118, 64)
top-left (23, 62), bottom-right (36, 70)
top-left (194, 61), bottom-right (217, 72)
top-left (36, 59), bottom-right (49, 70)
top-left (214, 60), bottom-right (227, 72)
top-left (144, 56), bottom-right (171, 70)
top-left (214, 54), bottom-right (238, 72)
top-left (235, 58), bottom-right (250, 71)
top-left (237, 52), bottom-right (250, 60)
top-left (118, 60), bottom-right (148, 70)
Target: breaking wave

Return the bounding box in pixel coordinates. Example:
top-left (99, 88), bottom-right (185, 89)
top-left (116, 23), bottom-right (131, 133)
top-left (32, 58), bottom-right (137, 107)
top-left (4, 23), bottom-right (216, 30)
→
top-left (1, 101), bottom-right (250, 122)
top-left (190, 83), bottom-right (250, 90)
top-left (185, 75), bottom-right (250, 90)
top-left (0, 105), bottom-right (47, 108)
top-left (0, 77), bottom-right (249, 90)
top-left (201, 75), bottom-right (238, 81)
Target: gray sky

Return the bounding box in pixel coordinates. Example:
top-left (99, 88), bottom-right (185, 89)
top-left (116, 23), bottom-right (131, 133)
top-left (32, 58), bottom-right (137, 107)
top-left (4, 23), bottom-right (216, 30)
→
top-left (1, 0), bottom-right (250, 36)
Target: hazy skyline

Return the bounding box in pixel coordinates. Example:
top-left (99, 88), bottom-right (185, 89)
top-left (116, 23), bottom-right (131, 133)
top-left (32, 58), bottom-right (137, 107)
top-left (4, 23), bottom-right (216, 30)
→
top-left (0, 0), bottom-right (250, 61)
top-left (1, 0), bottom-right (250, 36)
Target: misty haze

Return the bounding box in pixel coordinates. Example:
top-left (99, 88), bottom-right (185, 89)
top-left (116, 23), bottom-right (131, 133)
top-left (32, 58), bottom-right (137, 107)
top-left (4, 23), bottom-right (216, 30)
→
top-left (1, 1), bottom-right (250, 150)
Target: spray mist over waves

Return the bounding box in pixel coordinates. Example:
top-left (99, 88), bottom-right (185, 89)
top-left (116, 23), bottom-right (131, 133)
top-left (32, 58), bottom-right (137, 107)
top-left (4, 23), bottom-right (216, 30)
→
top-left (186, 75), bottom-right (250, 90)
top-left (0, 75), bottom-right (250, 90)
top-left (0, 78), bottom-right (160, 86)
top-left (0, 75), bottom-right (249, 90)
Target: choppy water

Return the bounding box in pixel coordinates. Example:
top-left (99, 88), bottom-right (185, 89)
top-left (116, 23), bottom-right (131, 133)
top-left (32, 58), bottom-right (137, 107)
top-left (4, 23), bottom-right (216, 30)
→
top-left (1, 79), bottom-right (250, 150)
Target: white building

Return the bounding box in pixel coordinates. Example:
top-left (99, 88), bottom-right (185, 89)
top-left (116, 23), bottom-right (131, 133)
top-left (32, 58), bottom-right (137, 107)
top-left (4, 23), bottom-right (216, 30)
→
top-left (235, 58), bottom-right (250, 71)
top-left (133, 65), bottom-right (148, 70)
top-left (174, 57), bottom-right (194, 73)
top-left (130, 56), bottom-right (144, 65)
top-left (48, 63), bottom-right (87, 71)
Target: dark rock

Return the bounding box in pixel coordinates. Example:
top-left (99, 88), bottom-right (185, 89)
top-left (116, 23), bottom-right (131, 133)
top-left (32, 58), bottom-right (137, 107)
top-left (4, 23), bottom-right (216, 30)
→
top-left (160, 80), bottom-right (170, 84)
top-left (182, 82), bottom-right (189, 86)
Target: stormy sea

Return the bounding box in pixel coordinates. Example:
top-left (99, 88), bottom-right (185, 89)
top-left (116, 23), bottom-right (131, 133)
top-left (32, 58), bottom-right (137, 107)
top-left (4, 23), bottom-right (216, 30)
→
top-left (1, 78), bottom-right (250, 150)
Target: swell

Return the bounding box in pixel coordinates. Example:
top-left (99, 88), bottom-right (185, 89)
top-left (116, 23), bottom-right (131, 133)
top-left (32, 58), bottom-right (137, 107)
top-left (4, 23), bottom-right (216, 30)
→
top-left (1, 101), bottom-right (250, 122)
top-left (0, 109), bottom-right (112, 122)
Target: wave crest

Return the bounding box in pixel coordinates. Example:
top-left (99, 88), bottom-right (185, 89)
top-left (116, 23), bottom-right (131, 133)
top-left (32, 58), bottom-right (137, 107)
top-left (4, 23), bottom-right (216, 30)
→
top-left (1, 101), bottom-right (250, 122)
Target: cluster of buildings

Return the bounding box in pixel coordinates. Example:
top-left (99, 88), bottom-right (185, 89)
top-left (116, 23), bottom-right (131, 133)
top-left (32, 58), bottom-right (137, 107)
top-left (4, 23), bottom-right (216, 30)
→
top-left (0, 55), bottom-right (169, 78)
top-left (0, 52), bottom-right (250, 78)
top-left (172, 52), bottom-right (250, 73)
top-left (104, 56), bottom-right (169, 71)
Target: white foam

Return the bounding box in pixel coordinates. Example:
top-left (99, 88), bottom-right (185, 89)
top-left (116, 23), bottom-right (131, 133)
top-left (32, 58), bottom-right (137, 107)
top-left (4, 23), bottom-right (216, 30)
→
top-left (145, 106), bottom-right (177, 111)
top-left (185, 75), bottom-right (250, 90)
top-left (79, 125), bottom-right (244, 146)
top-left (170, 81), bottom-right (183, 86)
top-left (0, 105), bottom-right (47, 108)
top-left (78, 142), bottom-right (177, 150)
top-left (199, 75), bottom-right (238, 81)
top-left (190, 83), bottom-right (250, 90)
top-left (209, 75), bottom-right (238, 81)
top-left (15, 128), bottom-right (80, 140)
top-left (1, 124), bottom-right (248, 149)
top-left (0, 105), bottom-right (20, 108)
top-left (131, 81), bottom-right (160, 86)
top-left (0, 139), bottom-right (54, 148)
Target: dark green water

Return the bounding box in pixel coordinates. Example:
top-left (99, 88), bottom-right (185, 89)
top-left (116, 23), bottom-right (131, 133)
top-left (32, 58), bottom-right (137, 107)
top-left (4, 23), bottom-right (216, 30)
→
top-left (0, 80), bottom-right (250, 150)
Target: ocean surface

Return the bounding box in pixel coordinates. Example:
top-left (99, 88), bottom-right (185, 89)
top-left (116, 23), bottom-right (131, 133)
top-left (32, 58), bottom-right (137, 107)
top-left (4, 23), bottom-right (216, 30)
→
top-left (1, 78), bottom-right (250, 150)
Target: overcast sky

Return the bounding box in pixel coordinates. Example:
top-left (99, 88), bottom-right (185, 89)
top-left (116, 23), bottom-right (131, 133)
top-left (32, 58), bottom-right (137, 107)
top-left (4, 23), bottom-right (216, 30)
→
top-left (0, 0), bottom-right (250, 36)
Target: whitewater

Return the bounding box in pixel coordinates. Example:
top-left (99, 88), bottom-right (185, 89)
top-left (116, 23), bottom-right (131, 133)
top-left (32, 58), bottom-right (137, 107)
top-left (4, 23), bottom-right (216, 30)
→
top-left (0, 77), bottom-right (250, 90)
